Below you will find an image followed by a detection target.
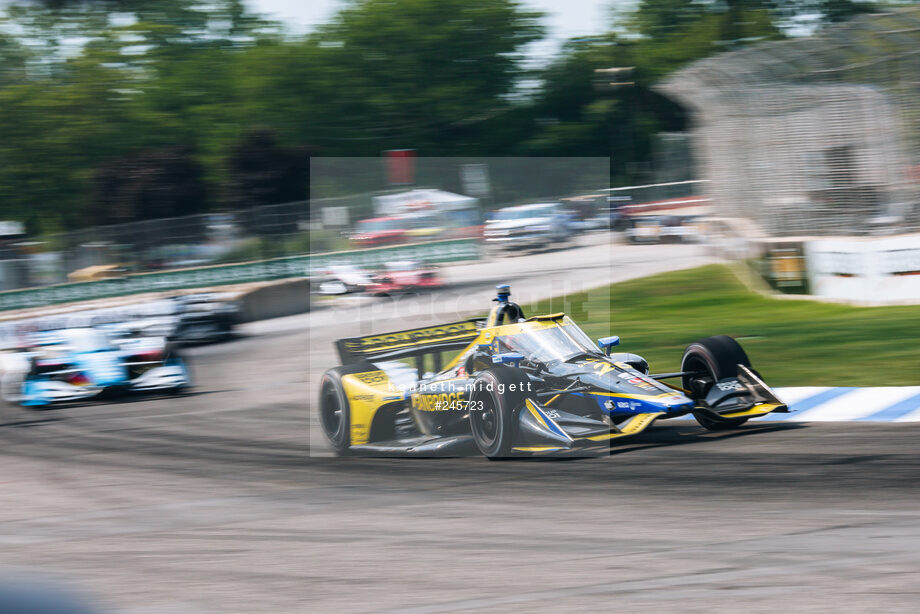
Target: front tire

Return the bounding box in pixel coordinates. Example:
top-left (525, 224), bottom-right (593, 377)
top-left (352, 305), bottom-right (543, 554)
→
top-left (681, 335), bottom-right (751, 431)
top-left (468, 366), bottom-right (532, 459)
top-left (0, 370), bottom-right (24, 407)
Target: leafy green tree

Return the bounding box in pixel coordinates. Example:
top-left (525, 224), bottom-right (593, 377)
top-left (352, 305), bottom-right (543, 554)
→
top-left (303, 0), bottom-right (545, 153)
top-left (0, 0), bottom-right (272, 230)
top-left (630, 0), bottom-right (707, 37)
top-left (815, 0), bottom-right (878, 23)
top-left (0, 0), bottom-right (900, 234)
top-left (224, 129), bottom-right (311, 208)
top-left (90, 145), bottom-right (208, 225)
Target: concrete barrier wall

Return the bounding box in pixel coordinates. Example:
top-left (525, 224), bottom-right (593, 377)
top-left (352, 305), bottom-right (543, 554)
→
top-left (805, 234), bottom-right (920, 303)
top-left (0, 237), bottom-right (480, 313)
top-left (236, 279), bottom-right (310, 323)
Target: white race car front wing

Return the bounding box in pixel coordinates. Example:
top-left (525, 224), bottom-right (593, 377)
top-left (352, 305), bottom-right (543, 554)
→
top-left (129, 364), bottom-right (190, 390)
top-left (21, 364), bottom-right (190, 406)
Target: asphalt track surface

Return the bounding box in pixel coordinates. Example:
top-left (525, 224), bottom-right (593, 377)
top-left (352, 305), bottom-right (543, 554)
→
top-left (1, 238), bottom-right (919, 613)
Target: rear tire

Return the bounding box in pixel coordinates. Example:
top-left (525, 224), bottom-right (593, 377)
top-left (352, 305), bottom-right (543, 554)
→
top-left (468, 366), bottom-right (532, 459)
top-left (319, 366), bottom-right (356, 454)
top-left (680, 336), bottom-right (751, 431)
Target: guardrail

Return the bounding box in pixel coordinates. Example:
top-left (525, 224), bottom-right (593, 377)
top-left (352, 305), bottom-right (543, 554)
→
top-left (0, 238), bottom-right (480, 312)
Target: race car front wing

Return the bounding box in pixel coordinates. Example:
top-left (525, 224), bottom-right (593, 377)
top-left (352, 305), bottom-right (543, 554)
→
top-left (21, 364), bottom-right (190, 406)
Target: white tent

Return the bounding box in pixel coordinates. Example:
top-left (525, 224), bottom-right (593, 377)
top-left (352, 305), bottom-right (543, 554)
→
top-left (373, 189), bottom-right (478, 217)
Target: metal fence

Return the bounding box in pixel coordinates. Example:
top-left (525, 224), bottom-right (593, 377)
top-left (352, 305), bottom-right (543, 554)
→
top-left (659, 7), bottom-right (920, 239)
top-left (603, 179), bottom-right (710, 213)
top-left (1, 158), bottom-right (615, 292)
top-left (1, 187), bottom-right (477, 291)
top-left (2, 201), bottom-right (311, 290)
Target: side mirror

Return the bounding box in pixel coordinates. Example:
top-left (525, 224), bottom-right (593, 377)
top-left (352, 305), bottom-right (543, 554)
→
top-left (492, 352), bottom-right (524, 367)
top-left (477, 343), bottom-right (493, 353)
top-left (597, 336), bottom-right (620, 355)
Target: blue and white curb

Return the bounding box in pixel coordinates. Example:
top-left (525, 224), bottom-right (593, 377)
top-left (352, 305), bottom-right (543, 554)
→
top-left (674, 387), bottom-right (920, 422)
top-left (764, 387), bottom-right (920, 422)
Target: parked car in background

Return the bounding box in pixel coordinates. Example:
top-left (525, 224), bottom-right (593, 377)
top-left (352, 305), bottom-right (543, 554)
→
top-left (626, 215), bottom-right (665, 243)
top-left (366, 260), bottom-right (443, 295)
top-left (607, 195), bottom-right (631, 231)
top-left (626, 215), bottom-right (702, 244)
top-left (561, 194), bottom-right (608, 231)
top-left (664, 215), bottom-right (703, 243)
top-left (349, 217), bottom-right (409, 247)
top-left (483, 203), bottom-right (573, 251)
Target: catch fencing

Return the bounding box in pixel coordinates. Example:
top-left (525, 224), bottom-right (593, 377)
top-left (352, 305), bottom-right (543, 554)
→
top-left (3, 191), bottom-right (407, 291)
top-left (660, 7), bottom-right (920, 239)
top-left (6, 201), bottom-right (310, 291)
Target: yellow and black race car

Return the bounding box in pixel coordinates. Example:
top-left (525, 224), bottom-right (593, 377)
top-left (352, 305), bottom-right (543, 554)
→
top-left (319, 285), bottom-right (787, 458)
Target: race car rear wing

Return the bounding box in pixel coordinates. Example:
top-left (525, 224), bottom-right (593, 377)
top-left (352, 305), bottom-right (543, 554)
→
top-left (335, 318), bottom-right (485, 364)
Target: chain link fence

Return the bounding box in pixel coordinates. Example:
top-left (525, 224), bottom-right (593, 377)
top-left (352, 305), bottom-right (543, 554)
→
top-left (0, 157), bottom-right (615, 293)
top-left (660, 7), bottom-right (920, 240)
top-left (1, 187), bottom-right (474, 292)
top-left (1, 200), bottom-right (311, 290)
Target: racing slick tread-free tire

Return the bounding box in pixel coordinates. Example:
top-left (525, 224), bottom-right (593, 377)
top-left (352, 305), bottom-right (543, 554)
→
top-left (0, 370), bottom-right (25, 412)
top-left (468, 365), bottom-right (533, 460)
top-left (162, 342), bottom-right (191, 394)
top-left (319, 365), bottom-right (367, 455)
top-left (681, 335), bottom-right (752, 431)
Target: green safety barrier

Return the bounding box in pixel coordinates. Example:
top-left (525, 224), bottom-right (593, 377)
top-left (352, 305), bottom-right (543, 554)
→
top-left (0, 238), bottom-right (480, 312)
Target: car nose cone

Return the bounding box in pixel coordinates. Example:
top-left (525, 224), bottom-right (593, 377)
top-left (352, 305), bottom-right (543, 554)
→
top-left (661, 394), bottom-right (694, 411)
top-left (79, 352), bottom-right (128, 386)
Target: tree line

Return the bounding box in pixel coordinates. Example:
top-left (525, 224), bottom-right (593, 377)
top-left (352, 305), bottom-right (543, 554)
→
top-left (0, 0), bottom-right (883, 234)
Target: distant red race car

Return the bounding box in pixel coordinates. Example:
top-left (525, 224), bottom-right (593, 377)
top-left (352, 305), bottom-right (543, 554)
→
top-left (349, 217), bottom-right (409, 247)
top-left (366, 260), bottom-right (443, 295)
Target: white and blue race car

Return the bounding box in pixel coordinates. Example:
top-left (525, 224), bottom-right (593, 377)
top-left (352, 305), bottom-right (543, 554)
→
top-left (1, 328), bottom-right (190, 407)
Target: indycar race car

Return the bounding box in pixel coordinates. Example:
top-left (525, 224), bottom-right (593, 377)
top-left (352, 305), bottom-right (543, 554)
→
top-left (0, 327), bottom-right (190, 407)
top-left (116, 293), bottom-right (238, 345)
top-left (313, 264), bottom-right (374, 296)
top-left (319, 285), bottom-right (788, 458)
top-left (366, 260), bottom-right (443, 296)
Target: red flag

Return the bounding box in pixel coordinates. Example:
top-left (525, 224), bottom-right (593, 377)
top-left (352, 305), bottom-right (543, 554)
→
top-left (385, 149), bottom-right (416, 185)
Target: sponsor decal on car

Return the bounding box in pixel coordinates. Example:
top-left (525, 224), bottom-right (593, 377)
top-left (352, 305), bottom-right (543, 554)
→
top-left (340, 321), bottom-right (480, 358)
top-left (411, 391), bottom-right (466, 412)
top-left (353, 371), bottom-right (389, 386)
